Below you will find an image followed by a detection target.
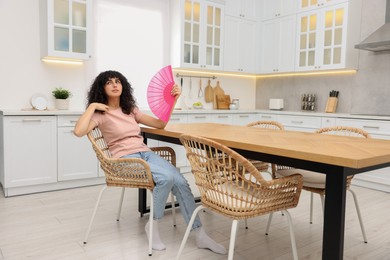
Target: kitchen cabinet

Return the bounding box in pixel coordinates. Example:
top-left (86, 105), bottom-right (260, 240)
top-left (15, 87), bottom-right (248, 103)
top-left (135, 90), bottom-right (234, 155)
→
top-left (224, 16), bottom-right (256, 73)
top-left (261, 0), bottom-right (297, 21)
top-left (170, 0), bottom-right (224, 70)
top-left (297, 0), bottom-right (348, 12)
top-left (39, 0), bottom-right (92, 61)
top-left (257, 113), bottom-right (280, 122)
top-left (278, 114), bottom-right (322, 132)
top-left (225, 0), bottom-right (257, 21)
top-left (260, 15), bottom-right (296, 73)
top-left (211, 113), bottom-right (233, 124)
top-left (232, 113), bottom-right (257, 126)
top-left (1, 116), bottom-right (57, 188)
top-left (296, 1), bottom-right (361, 71)
top-left (57, 116), bottom-right (98, 181)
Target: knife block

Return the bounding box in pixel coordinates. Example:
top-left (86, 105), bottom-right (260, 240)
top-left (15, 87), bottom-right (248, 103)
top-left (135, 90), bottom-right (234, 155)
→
top-left (325, 97), bottom-right (338, 113)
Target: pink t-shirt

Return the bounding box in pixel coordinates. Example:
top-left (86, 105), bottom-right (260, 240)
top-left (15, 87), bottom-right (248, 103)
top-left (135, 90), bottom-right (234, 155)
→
top-left (91, 107), bottom-right (150, 158)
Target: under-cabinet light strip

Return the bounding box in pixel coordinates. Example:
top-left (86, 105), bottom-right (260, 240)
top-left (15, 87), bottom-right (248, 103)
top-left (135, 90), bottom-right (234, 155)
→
top-left (173, 69), bottom-right (357, 79)
top-left (41, 58), bottom-right (83, 65)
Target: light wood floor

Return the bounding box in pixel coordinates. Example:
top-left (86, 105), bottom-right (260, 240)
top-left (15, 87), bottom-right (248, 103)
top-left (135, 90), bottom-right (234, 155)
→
top-left (1, 179), bottom-right (390, 260)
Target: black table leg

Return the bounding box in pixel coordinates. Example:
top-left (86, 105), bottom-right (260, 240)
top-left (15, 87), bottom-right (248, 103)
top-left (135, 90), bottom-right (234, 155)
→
top-left (322, 169), bottom-right (348, 260)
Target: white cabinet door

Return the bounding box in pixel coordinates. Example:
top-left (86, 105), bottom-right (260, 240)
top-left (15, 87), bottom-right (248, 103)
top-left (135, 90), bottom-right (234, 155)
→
top-left (57, 116), bottom-right (98, 181)
top-left (262, 0), bottom-right (297, 21)
top-left (170, 0), bottom-right (224, 70)
top-left (297, 0), bottom-right (348, 12)
top-left (3, 116), bottom-right (57, 188)
top-left (39, 0), bottom-right (92, 60)
top-left (296, 3), bottom-right (349, 71)
top-left (224, 16), bottom-right (256, 73)
top-left (260, 15), bottom-right (296, 73)
top-left (225, 0), bottom-right (257, 21)
top-left (257, 113), bottom-right (280, 122)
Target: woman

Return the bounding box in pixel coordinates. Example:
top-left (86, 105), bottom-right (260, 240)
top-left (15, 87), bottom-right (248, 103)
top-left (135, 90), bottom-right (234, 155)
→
top-left (74, 70), bottom-right (226, 254)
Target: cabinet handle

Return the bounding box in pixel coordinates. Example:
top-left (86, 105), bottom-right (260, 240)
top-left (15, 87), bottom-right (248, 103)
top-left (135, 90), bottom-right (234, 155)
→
top-left (70, 120), bottom-right (78, 123)
top-left (239, 115), bottom-right (249, 118)
top-left (194, 116), bottom-right (206, 119)
top-left (218, 116), bottom-right (229, 118)
top-left (170, 118), bottom-right (180, 121)
top-left (261, 115), bottom-right (272, 119)
top-left (363, 125), bottom-right (380, 130)
top-left (291, 120), bottom-right (304, 124)
top-left (22, 119), bottom-right (42, 123)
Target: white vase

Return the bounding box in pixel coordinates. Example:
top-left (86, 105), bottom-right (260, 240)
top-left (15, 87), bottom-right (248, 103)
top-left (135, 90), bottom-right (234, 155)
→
top-left (55, 99), bottom-right (69, 110)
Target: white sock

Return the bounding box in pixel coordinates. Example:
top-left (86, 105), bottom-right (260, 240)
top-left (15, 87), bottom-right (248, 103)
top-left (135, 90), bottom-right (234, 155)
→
top-left (145, 220), bottom-right (166, 251)
top-left (194, 227), bottom-right (227, 255)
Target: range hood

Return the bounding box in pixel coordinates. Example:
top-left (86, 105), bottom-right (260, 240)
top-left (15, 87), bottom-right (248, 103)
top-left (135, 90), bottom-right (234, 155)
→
top-left (355, 0), bottom-right (390, 52)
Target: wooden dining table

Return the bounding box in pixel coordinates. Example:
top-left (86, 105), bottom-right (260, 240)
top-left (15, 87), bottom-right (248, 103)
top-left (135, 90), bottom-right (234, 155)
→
top-left (140, 123), bottom-right (390, 260)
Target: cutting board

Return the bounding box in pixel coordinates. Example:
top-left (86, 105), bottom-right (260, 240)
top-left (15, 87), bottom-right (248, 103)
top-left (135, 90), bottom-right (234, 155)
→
top-left (216, 94), bottom-right (231, 109)
top-left (213, 81), bottom-right (225, 109)
top-left (204, 80), bottom-right (214, 102)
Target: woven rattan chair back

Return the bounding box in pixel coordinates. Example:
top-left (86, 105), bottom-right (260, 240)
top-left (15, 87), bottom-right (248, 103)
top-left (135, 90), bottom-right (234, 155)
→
top-left (246, 120), bottom-right (284, 172)
top-left (87, 128), bottom-right (156, 190)
top-left (179, 134), bottom-right (303, 220)
top-left (246, 120), bottom-right (284, 130)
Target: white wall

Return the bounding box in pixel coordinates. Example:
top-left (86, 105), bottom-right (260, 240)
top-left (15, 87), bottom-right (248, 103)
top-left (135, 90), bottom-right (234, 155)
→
top-left (0, 0), bottom-right (256, 111)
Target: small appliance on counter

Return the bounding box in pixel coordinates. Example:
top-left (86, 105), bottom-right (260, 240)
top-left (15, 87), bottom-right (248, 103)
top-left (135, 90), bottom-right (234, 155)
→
top-left (269, 99), bottom-right (284, 110)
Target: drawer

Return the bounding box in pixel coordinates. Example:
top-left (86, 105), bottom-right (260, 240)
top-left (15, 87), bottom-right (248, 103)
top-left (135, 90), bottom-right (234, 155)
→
top-left (212, 114), bottom-right (233, 124)
top-left (57, 115), bottom-right (80, 127)
top-left (321, 117), bottom-right (336, 128)
top-left (278, 115), bottom-right (322, 130)
top-left (257, 113), bottom-right (279, 121)
top-left (188, 114), bottom-right (213, 123)
top-left (169, 114), bottom-right (188, 123)
top-left (231, 113), bottom-right (257, 126)
top-left (336, 118), bottom-right (390, 137)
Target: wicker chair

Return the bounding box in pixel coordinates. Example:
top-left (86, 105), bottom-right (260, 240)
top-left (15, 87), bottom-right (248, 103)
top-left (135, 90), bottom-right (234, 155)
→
top-left (83, 128), bottom-right (177, 256)
top-left (273, 126), bottom-right (369, 243)
top-left (177, 134), bottom-right (303, 260)
top-left (246, 120), bottom-right (284, 174)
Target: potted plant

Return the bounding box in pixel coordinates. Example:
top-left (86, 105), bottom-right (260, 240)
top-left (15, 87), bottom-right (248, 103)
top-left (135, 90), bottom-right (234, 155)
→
top-left (52, 87), bottom-right (72, 110)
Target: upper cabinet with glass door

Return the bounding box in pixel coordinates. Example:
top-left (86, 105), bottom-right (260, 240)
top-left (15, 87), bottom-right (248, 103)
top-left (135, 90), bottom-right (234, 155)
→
top-left (170, 0), bottom-right (224, 70)
top-left (297, 0), bottom-right (348, 12)
top-left (296, 1), bottom-right (362, 71)
top-left (40, 0), bottom-right (92, 61)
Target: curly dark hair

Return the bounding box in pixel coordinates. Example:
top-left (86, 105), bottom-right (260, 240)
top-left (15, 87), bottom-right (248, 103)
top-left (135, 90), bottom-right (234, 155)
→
top-left (87, 70), bottom-right (137, 114)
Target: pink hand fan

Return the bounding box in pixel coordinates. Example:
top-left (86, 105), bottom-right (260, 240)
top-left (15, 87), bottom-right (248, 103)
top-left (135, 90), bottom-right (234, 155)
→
top-left (147, 65), bottom-right (175, 122)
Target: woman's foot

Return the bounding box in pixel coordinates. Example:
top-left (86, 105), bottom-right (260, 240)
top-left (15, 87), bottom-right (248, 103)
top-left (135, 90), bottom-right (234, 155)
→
top-left (194, 227), bottom-right (227, 254)
top-left (145, 220), bottom-right (166, 251)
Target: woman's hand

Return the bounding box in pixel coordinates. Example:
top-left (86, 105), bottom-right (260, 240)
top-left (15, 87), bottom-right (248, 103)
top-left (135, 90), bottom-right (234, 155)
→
top-left (171, 84), bottom-right (181, 100)
top-left (92, 102), bottom-right (109, 112)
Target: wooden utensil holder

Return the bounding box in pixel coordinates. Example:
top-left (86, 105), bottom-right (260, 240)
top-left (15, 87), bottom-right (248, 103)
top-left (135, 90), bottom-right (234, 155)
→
top-left (325, 97), bottom-right (338, 113)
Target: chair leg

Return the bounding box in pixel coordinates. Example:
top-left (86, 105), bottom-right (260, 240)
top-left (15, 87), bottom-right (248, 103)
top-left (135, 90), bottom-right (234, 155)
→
top-left (171, 193), bottom-right (176, 227)
top-left (320, 194), bottom-right (325, 212)
top-left (265, 212), bottom-right (274, 235)
top-left (244, 219), bottom-right (248, 229)
top-left (148, 190), bottom-right (154, 256)
top-left (228, 220), bottom-right (238, 260)
top-left (116, 187), bottom-right (126, 221)
top-left (175, 205), bottom-right (205, 260)
top-left (310, 192), bottom-right (314, 224)
top-left (348, 189), bottom-right (368, 243)
top-left (83, 185), bottom-right (107, 244)
top-left (282, 210), bottom-right (299, 260)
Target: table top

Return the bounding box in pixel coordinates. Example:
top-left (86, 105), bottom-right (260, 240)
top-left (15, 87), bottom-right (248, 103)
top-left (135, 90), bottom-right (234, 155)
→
top-left (141, 123), bottom-right (390, 169)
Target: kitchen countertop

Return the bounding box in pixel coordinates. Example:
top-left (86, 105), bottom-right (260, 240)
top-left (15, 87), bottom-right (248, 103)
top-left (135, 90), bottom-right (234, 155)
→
top-left (1, 108), bottom-right (390, 121)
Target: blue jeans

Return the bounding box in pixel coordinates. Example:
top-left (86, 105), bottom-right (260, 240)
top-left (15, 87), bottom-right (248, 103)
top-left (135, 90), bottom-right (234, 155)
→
top-left (122, 151), bottom-right (201, 230)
